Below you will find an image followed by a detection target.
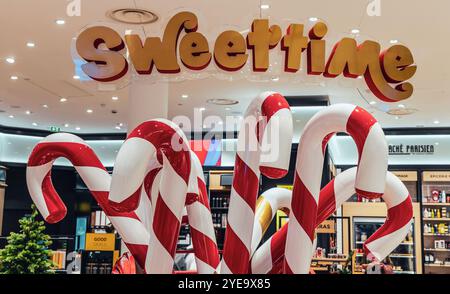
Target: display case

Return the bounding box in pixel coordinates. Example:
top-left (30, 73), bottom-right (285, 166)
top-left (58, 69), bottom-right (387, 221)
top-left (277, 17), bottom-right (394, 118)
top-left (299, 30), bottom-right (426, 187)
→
top-left (352, 217), bottom-right (416, 274)
top-left (421, 171), bottom-right (450, 273)
top-left (342, 202), bottom-right (422, 274)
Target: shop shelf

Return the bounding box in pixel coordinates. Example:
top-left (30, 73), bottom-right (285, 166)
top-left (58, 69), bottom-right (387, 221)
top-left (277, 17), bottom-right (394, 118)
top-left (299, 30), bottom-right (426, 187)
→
top-left (423, 203), bottom-right (450, 206)
top-left (424, 248), bottom-right (450, 252)
top-left (423, 218), bottom-right (450, 221)
top-left (424, 233), bottom-right (450, 237)
top-left (389, 254), bottom-right (415, 259)
top-left (424, 264), bottom-right (450, 268)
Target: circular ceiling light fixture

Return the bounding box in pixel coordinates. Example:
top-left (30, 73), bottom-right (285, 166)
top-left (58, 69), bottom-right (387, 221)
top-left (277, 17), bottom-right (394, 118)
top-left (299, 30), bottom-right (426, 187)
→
top-left (207, 98), bottom-right (239, 106)
top-left (387, 108), bottom-right (418, 116)
top-left (107, 8), bottom-right (158, 25)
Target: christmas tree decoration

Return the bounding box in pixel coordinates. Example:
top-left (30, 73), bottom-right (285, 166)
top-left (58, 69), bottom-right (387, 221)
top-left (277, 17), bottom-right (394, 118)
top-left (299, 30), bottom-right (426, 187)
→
top-left (0, 205), bottom-right (55, 274)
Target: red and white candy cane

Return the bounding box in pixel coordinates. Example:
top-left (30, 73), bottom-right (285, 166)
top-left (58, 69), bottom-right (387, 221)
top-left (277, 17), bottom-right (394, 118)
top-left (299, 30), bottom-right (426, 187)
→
top-left (185, 152), bottom-right (220, 273)
top-left (220, 91), bottom-right (293, 274)
top-left (108, 119), bottom-right (191, 274)
top-left (26, 133), bottom-right (150, 270)
top-left (284, 104), bottom-right (388, 274)
top-left (144, 151), bottom-right (220, 274)
top-left (251, 167), bottom-right (413, 273)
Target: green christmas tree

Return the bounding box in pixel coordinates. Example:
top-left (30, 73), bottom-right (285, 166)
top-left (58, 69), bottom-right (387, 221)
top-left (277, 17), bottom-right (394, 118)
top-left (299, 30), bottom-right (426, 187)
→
top-left (0, 205), bottom-right (55, 274)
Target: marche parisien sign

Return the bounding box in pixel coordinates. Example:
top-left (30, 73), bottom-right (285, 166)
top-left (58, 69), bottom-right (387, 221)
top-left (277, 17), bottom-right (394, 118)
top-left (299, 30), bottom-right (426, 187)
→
top-left (75, 11), bottom-right (417, 102)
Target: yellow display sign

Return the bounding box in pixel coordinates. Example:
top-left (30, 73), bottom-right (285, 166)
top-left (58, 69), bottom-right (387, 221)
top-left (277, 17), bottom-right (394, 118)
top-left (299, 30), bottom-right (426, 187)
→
top-left (423, 171), bottom-right (450, 182)
top-left (85, 233), bottom-right (116, 251)
top-left (392, 171), bottom-right (418, 182)
top-left (316, 220), bottom-right (335, 234)
top-left (76, 11), bottom-right (416, 103)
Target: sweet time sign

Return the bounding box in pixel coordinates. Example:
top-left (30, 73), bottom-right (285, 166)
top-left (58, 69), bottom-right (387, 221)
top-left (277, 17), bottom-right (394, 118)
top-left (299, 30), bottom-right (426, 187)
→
top-left (76, 11), bottom-right (417, 102)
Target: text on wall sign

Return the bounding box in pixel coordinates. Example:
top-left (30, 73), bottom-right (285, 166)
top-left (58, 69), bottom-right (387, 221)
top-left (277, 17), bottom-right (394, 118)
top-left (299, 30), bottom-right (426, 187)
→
top-left (76, 11), bottom-right (417, 102)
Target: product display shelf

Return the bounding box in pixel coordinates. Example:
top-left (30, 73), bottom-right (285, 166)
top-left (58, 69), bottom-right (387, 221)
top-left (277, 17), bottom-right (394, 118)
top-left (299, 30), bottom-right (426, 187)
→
top-left (206, 170), bottom-right (234, 250)
top-left (421, 171), bottom-right (450, 274)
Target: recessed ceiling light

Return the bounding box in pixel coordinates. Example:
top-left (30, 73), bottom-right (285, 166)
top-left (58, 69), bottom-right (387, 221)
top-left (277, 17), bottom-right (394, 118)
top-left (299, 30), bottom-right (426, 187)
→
top-left (351, 29), bottom-right (360, 34)
top-left (112, 96), bottom-right (119, 101)
top-left (75, 127), bottom-right (81, 131)
top-left (42, 104), bottom-right (48, 108)
top-left (271, 76), bottom-right (280, 82)
top-left (395, 116), bottom-right (400, 120)
top-left (60, 98), bottom-right (67, 102)
top-left (181, 94), bottom-right (189, 99)
top-left (10, 76), bottom-right (18, 80)
top-left (369, 101), bottom-right (377, 105)
top-left (260, 4), bottom-right (270, 9)
top-left (119, 123), bottom-right (124, 127)
top-left (309, 17), bottom-right (318, 22)
top-left (203, 124), bottom-right (207, 128)
top-left (390, 39), bottom-right (399, 44)
top-left (398, 104), bottom-right (405, 108)
top-left (199, 107), bottom-right (206, 112)
top-left (64, 123), bottom-right (69, 128)
top-left (32, 122), bottom-right (37, 126)
top-left (26, 42), bottom-right (36, 48)
top-left (434, 120), bottom-right (440, 124)
top-left (115, 126), bottom-right (121, 130)
top-left (357, 76), bottom-right (363, 79)
top-left (6, 57), bottom-right (15, 64)
top-left (86, 109), bottom-right (93, 113)
top-left (25, 110), bottom-right (31, 115)
top-left (8, 115), bottom-right (14, 118)
top-left (73, 75), bottom-right (80, 80)
top-left (56, 19), bottom-right (65, 25)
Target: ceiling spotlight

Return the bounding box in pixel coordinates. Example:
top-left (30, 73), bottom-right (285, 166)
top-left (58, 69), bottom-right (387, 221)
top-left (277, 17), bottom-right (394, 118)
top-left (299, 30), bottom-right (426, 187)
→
top-left (309, 17), bottom-right (318, 22)
top-left (115, 126), bottom-right (121, 130)
top-left (56, 19), bottom-right (66, 25)
top-left (25, 110), bottom-right (31, 115)
top-left (225, 107), bottom-right (231, 111)
top-left (42, 104), bottom-right (48, 108)
top-left (112, 96), bottom-right (119, 101)
top-left (26, 42), bottom-right (36, 48)
top-left (119, 123), bottom-right (124, 127)
top-left (73, 75), bottom-right (80, 80)
top-left (64, 123), bottom-right (69, 128)
top-left (369, 101), bottom-right (377, 105)
top-left (395, 116), bottom-right (400, 120)
top-left (434, 120), bottom-right (440, 124)
top-left (75, 127), bottom-right (81, 131)
top-left (8, 115), bottom-right (14, 118)
top-left (6, 57), bottom-right (15, 64)
top-left (181, 94), bottom-right (189, 99)
top-left (60, 98), bottom-right (67, 102)
top-left (271, 76), bottom-right (280, 82)
top-left (390, 39), bottom-right (399, 44)
top-left (86, 109), bottom-right (93, 114)
top-left (398, 104), bottom-right (405, 108)
top-left (217, 121), bottom-right (223, 125)
top-left (32, 122), bottom-right (38, 126)
top-left (10, 76), bottom-right (18, 80)
top-left (260, 4), bottom-right (270, 9)
top-left (199, 107), bottom-right (206, 112)
top-left (351, 29), bottom-right (360, 34)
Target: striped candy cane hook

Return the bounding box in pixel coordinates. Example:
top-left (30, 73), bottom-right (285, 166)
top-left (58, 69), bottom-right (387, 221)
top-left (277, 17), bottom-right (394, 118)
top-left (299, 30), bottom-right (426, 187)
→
top-left (251, 168), bottom-right (412, 274)
top-left (284, 104), bottom-right (388, 274)
top-left (220, 91), bottom-right (293, 274)
top-left (185, 152), bottom-right (220, 273)
top-left (108, 119), bottom-right (191, 274)
top-left (26, 133), bottom-right (150, 270)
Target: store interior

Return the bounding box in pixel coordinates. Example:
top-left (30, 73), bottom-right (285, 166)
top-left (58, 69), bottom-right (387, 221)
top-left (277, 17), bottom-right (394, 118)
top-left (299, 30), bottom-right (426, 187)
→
top-left (0, 0), bottom-right (450, 275)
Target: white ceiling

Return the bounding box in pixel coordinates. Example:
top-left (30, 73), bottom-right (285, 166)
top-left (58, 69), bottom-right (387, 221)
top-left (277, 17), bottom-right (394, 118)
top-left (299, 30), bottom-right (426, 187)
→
top-left (0, 0), bottom-right (448, 134)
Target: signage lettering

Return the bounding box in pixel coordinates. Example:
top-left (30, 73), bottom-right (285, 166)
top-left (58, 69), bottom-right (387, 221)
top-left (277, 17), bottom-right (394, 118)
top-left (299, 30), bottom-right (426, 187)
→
top-left (76, 11), bottom-right (416, 102)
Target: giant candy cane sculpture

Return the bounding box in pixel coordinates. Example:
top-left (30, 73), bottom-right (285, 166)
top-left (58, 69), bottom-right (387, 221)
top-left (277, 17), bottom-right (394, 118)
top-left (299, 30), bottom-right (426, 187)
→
top-left (26, 133), bottom-right (151, 269)
top-left (284, 104), bottom-right (388, 274)
top-left (143, 151), bottom-right (220, 273)
top-left (251, 168), bottom-right (413, 274)
top-left (108, 119), bottom-right (191, 274)
top-left (220, 91), bottom-right (293, 274)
